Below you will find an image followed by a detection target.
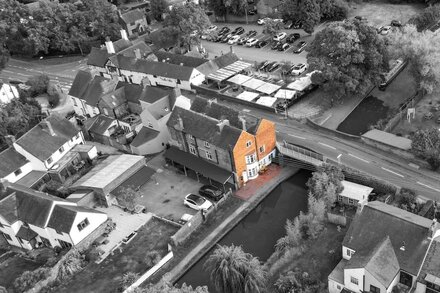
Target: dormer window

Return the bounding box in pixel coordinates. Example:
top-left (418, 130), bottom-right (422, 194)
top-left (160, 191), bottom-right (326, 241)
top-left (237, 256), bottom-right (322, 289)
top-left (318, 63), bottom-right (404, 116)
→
top-left (59, 146), bottom-right (64, 154)
top-left (47, 157), bottom-right (53, 165)
top-left (77, 218), bottom-right (89, 231)
top-left (204, 141), bottom-right (210, 148)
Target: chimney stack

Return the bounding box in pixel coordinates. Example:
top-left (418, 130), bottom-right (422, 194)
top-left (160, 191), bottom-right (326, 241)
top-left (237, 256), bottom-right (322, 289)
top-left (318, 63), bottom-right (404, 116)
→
top-left (120, 29), bottom-right (129, 41)
top-left (4, 135), bottom-right (16, 147)
top-left (41, 120), bottom-right (56, 136)
top-left (239, 116), bottom-right (247, 131)
top-left (134, 48), bottom-right (141, 59)
top-left (0, 179), bottom-right (9, 193)
top-left (217, 119), bottom-right (230, 132)
top-left (177, 115), bottom-right (184, 130)
top-left (105, 37), bottom-right (115, 54)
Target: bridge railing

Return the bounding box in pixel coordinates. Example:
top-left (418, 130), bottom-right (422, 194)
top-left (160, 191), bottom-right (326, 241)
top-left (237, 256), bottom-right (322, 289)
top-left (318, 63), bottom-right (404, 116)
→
top-left (276, 141), bottom-right (324, 166)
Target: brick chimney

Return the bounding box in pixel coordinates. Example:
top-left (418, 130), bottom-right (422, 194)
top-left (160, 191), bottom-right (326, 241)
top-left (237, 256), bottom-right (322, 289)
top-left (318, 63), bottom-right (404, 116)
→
top-left (238, 116), bottom-right (247, 131)
top-left (4, 135), bottom-right (15, 147)
top-left (41, 120), bottom-right (55, 136)
top-left (217, 119), bottom-right (230, 132)
top-left (105, 37), bottom-right (115, 54)
top-left (175, 115), bottom-right (184, 131)
top-left (120, 29), bottom-right (129, 41)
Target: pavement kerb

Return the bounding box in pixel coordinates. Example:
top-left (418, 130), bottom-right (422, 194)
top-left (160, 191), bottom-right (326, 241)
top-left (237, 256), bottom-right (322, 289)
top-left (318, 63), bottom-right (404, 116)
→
top-left (166, 166), bottom-right (299, 284)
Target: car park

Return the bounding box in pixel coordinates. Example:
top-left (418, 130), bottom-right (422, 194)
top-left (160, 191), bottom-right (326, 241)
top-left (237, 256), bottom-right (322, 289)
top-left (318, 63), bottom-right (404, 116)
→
top-left (273, 18), bottom-right (284, 23)
top-left (184, 193), bottom-right (213, 211)
top-left (284, 20), bottom-right (294, 29)
top-left (289, 63), bottom-right (308, 75)
top-left (207, 25), bottom-right (218, 32)
top-left (391, 20), bottom-right (402, 27)
top-left (273, 32), bottom-right (287, 41)
top-left (286, 33), bottom-right (300, 43)
top-left (278, 43), bottom-right (290, 51)
top-left (294, 41), bottom-right (307, 53)
top-left (199, 185), bottom-right (224, 201)
top-left (267, 62), bottom-right (281, 72)
top-left (247, 30), bottom-right (257, 38)
top-left (221, 34), bottom-right (233, 42)
top-left (228, 35), bottom-right (241, 44)
top-left (255, 39), bottom-right (269, 48)
top-left (246, 38), bottom-right (259, 47)
top-left (381, 26), bottom-right (392, 35)
top-left (237, 36), bottom-right (249, 45)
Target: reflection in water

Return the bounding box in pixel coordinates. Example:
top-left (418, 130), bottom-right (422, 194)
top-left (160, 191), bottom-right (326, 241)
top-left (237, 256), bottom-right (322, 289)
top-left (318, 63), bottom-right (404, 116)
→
top-left (177, 170), bottom-right (311, 292)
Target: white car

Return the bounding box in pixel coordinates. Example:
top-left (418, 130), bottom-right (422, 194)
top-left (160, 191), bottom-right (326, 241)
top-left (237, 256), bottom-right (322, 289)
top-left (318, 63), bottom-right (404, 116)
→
top-left (257, 17), bottom-right (271, 25)
top-left (184, 194), bottom-right (213, 211)
top-left (273, 32), bottom-right (287, 41)
top-left (381, 26), bottom-right (392, 35)
top-left (246, 38), bottom-right (259, 47)
top-left (206, 25), bottom-right (218, 32)
top-left (290, 63), bottom-right (308, 75)
top-left (228, 35), bottom-right (241, 44)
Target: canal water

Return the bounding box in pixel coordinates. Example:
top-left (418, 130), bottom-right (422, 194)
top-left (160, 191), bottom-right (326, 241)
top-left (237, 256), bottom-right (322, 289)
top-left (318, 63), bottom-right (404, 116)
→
top-left (337, 95), bottom-right (390, 136)
top-left (177, 169), bottom-right (311, 292)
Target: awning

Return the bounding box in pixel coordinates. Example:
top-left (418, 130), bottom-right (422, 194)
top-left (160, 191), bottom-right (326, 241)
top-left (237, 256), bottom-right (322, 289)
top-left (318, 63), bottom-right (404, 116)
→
top-left (287, 76), bottom-right (312, 91)
top-left (242, 78), bottom-right (266, 90)
top-left (274, 89), bottom-right (297, 100)
top-left (255, 96), bottom-right (278, 107)
top-left (224, 60), bottom-right (252, 73)
top-left (256, 82), bottom-right (281, 95)
top-left (16, 226), bottom-right (38, 241)
top-left (207, 68), bottom-right (236, 82)
top-left (165, 147), bottom-right (233, 184)
top-left (227, 74), bottom-right (253, 85)
top-left (236, 91), bottom-right (259, 102)
top-left (425, 273), bottom-right (440, 286)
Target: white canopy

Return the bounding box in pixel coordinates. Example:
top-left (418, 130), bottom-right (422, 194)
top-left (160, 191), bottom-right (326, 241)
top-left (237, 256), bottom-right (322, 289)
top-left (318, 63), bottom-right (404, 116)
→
top-left (227, 74), bottom-right (253, 85)
top-left (242, 78), bottom-right (266, 90)
top-left (274, 89), bottom-right (297, 100)
top-left (224, 60), bottom-right (252, 73)
top-left (256, 82), bottom-right (281, 95)
top-left (255, 96), bottom-right (278, 107)
top-left (236, 91), bottom-right (260, 102)
top-left (207, 68), bottom-right (236, 82)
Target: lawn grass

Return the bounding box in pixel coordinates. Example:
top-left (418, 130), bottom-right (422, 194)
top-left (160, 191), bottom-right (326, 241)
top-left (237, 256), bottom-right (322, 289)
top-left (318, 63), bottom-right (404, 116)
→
top-left (51, 217), bottom-right (179, 293)
top-left (14, 55), bottom-right (86, 66)
top-left (0, 252), bottom-right (47, 291)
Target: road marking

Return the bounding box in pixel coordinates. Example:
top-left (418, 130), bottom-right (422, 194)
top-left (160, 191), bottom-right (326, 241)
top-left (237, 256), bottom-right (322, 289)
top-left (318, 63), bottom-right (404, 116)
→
top-left (417, 181), bottom-right (440, 193)
top-left (288, 134), bottom-right (306, 140)
top-left (243, 109), bottom-right (250, 112)
top-left (320, 114), bottom-right (332, 125)
top-left (348, 153), bottom-right (370, 163)
top-left (381, 167), bottom-right (404, 178)
top-left (318, 142), bottom-right (336, 150)
top-left (16, 72), bottom-right (30, 77)
top-left (2, 70), bottom-right (15, 74)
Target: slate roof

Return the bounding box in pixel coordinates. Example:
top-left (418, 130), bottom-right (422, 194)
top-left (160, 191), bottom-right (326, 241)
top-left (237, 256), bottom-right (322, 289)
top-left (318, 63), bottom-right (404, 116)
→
top-left (120, 9), bottom-right (145, 25)
top-left (418, 237), bottom-right (440, 280)
top-left (80, 76), bottom-right (119, 106)
top-left (100, 88), bottom-right (127, 109)
top-left (117, 42), bottom-right (153, 59)
top-left (130, 127), bottom-right (160, 147)
top-left (15, 115), bottom-right (80, 161)
top-left (139, 86), bottom-right (169, 104)
top-left (16, 225), bottom-right (38, 241)
top-left (190, 97), bottom-right (260, 134)
top-left (15, 170), bottom-right (47, 188)
top-left (115, 82), bottom-right (144, 104)
top-left (87, 47), bottom-right (110, 67)
top-left (69, 70), bottom-right (94, 97)
top-left (346, 236), bottom-right (399, 288)
top-left (343, 201), bottom-right (433, 276)
top-left (113, 39), bottom-right (133, 53)
top-left (155, 51), bottom-right (208, 68)
top-left (47, 204), bottom-right (105, 234)
top-left (0, 148), bottom-right (28, 178)
top-left (213, 52), bottom-right (240, 68)
top-left (0, 193), bottom-right (18, 224)
top-left (88, 115), bottom-right (115, 135)
top-left (167, 106), bottom-right (242, 149)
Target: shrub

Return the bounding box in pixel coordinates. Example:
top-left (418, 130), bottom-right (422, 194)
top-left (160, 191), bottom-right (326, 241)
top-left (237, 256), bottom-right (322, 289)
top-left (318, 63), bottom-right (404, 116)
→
top-left (120, 272), bottom-right (139, 290)
top-left (13, 268), bottom-right (50, 292)
top-left (396, 188), bottom-right (417, 207)
top-left (56, 249), bottom-right (86, 281)
top-left (144, 250), bottom-right (162, 268)
top-left (340, 165), bottom-right (398, 195)
top-left (85, 247), bottom-right (104, 263)
top-left (47, 93), bottom-right (61, 108)
top-left (26, 74), bottom-right (50, 97)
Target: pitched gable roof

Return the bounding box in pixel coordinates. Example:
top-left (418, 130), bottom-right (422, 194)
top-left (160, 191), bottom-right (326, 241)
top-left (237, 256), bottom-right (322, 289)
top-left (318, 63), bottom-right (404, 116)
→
top-left (0, 148), bottom-right (28, 178)
top-left (155, 51), bottom-right (208, 68)
top-left (139, 86), bottom-right (169, 104)
top-left (81, 76), bottom-right (119, 106)
top-left (88, 115), bottom-right (115, 135)
top-left (87, 47), bottom-right (110, 67)
top-left (15, 115), bottom-right (79, 161)
top-left (213, 52), bottom-right (239, 68)
top-left (343, 201), bottom-right (432, 275)
top-left (47, 204), bottom-right (105, 234)
top-left (120, 9), bottom-right (145, 25)
top-left (69, 70), bottom-right (94, 97)
top-left (16, 225), bottom-right (38, 241)
top-left (116, 82), bottom-right (144, 104)
top-left (419, 237), bottom-right (440, 281)
top-left (346, 236), bottom-right (399, 288)
top-left (0, 193), bottom-right (18, 224)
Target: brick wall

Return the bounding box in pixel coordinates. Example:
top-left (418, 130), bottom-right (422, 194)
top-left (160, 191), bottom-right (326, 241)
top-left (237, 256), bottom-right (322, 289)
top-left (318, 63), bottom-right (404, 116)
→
top-left (233, 131), bottom-right (257, 187)
top-left (255, 119), bottom-right (276, 161)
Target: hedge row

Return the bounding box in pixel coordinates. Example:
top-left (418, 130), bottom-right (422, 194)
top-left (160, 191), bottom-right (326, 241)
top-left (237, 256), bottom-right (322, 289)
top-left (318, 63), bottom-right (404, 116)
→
top-left (340, 165), bottom-right (399, 195)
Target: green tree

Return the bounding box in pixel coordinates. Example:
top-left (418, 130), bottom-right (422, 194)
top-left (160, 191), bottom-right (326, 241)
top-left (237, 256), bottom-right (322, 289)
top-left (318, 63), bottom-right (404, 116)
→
top-left (117, 186), bottom-right (141, 211)
top-left (388, 25), bottom-right (440, 94)
top-left (411, 127), bottom-right (440, 170)
top-left (121, 272), bottom-right (139, 289)
top-left (204, 244), bottom-right (267, 293)
top-left (164, 3), bottom-right (211, 50)
top-left (308, 19), bottom-right (388, 101)
top-left (263, 19), bottom-right (283, 35)
top-left (209, 0), bottom-right (227, 17)
top-left (318, 0), bottom-right (348, 21)
top-left (409, 4), bottom-right (440, 31)
top-left (224, 0), bottom-right (247, 16)
top-left (13, 268), bottom-right (50, 292)
top-left (306, 164), bottom-right (344, 207)
top-left (26, 74), bottom-right (50, 97)
top-left (298, 0), bottom-right (321, 34)
top-left (138, 280), bottom-right (209, 293)
top-left (57, 250), bottom-right (86, 281)
top-left (151, 0), bottom-right (168, 21)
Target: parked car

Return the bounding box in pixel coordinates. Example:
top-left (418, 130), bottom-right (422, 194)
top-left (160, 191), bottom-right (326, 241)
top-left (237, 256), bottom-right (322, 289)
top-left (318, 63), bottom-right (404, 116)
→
top-left (391, 20), bottom-right (402, 27)
top-left (284, 20), bottom-right (294, 29)
top-left (247, 30), bottom-right (257, 38)
top-left (213, 34), bottom-right (223, 42)
top-left (381, 25), bottom-right (392, 35)
top-left (293, 20), bottom-right (302, 29)
top-left (354, 15), bottom-right (367, 22)
top-left (248, 9), bottom-right (257, 15)
top-left (184, 193), bottom-right (213, 211)
top-left (273, 32), bottom-right (287, 41)
top-left (294, 41), bottom-right (307, 53)
top-left (221, 34), bottom-right (232, 43)
top-left (246, 38), bottom-right (259, 47)
top-left (273, 18), bottom-right (284, 23)
top-left (207, 25), bottom-right (218, 32)
top-left (271, 41), bottom-right (282, 50)
top-left (219, 26), bottom-right (230, 35)
top-left (256, 39), bottom-right (269, 48)
top-left (278, 43), bottom-right (290, 51)
top-left (267, 62), bottom-right (281, 72)
top-left (259, 60), bottom-right (271, 71)
top-left (232, 27), bottom-right (245, 35)
top-left (437, 116), bottom-right (440, 124)
top-left (290, 63), bottom-right (308, 75)
top-left (257, 17), bottom-right (271, 25)
top-left (237, 36), bottom-right (249, 45)
top-left (286, 33), bottom-right (300, 43)
top-left (199, 185), bottom-right (224, 201)
top-left (228, 35), bottom-right (241, 44)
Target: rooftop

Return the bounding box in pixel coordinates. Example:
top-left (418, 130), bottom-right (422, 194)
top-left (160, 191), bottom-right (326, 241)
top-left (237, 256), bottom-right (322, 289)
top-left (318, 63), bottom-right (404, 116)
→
top-left (47, 204), bottom-right (105, 234)
top-left (362, 129), bottom-right (412, 151)
top-left (130, 127), bottom-right (160, 147)
top-left (155, 51), bottom-right (208, 68)
top-left (119, 9), bottom-right (145, 25)
top-left (0, 148), bottom-right (29, 178)
top-left (139, 86), bottom-right (169, 104)
top-left (419, 237), bottom-right (440, 281)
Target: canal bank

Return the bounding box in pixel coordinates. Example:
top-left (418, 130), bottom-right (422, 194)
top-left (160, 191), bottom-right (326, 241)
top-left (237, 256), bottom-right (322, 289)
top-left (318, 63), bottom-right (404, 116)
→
top-left (158, 165), bottom-right (301, 285)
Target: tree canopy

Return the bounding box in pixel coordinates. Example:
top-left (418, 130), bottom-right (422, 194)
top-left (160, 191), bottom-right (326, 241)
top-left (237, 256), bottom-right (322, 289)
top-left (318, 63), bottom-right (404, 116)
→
top-left (307, 19), bottom-right (388, 101)
top-left (139, 280), bottom-right (209, 293)
top-left (306, 164), bottom-right (344, 207)
top-left (411, 127), bottom-right (440, 170)
top-left (151, 0), bottom-right (168, 21)
top-left (388, 25), bottom-right (440, 94)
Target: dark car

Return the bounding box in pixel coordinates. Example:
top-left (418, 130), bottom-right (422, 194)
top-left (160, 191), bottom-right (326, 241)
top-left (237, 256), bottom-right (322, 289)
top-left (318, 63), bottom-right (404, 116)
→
top-left (237, 36), bottom-right (249, 45)
top-left (267, 62), bottom-right (281, 72)
top-left (278, 43), bottom-right (290, 51)
top-left (271, 41), bottom-right (282, 50)
top-left (219, 26), bottom-right (230, 35)
top-left (213, 34), bottom-right (223, 42)
top-left (199, 185), bottom-right (224, 201)
top-left (259, 60), bottom-right (270, 71)
top-left (294, 41), bottom-right (307, 53)
top-left (248, 9), bottom-right (257, 15)
top-left (247, 30), bottom-right (257, 38)
top-left (221, 34), bottom-right (232, 43)
top-left (354, 16), bottom-right (367, 22)
top-left (232, 27), bottom-right (245, 35)
top-left (286, 33), bottom-right (300, 43)
top-left (293, 20), bottom-right (302, 29)
top-left (255, 39), bottom-right (268, 48)
top-left (284, 20), bottom-right (294, 29)
top-left (391, 19), bottom-right (402, 27)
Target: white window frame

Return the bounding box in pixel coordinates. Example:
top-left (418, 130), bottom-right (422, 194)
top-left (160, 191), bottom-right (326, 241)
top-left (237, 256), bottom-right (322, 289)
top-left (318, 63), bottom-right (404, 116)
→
top-left (337, 195), bottom-right (343, 202)
top-left (206, 151), bottom-right (213, 160)
top-left (204, 141), bottom-right (210, 148)
top-left (348, 198), bottom-right (355, 205)
top-left (259, 145), bottom-right (265, 153)
top-left (350, 276), bottom-right (358, 285)
top-left (246, 140), bottom-right (252, 148)
top-left (189, 145), bottom-right (197, 155)
top-left (245, 153), bottom-right (257, 164)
